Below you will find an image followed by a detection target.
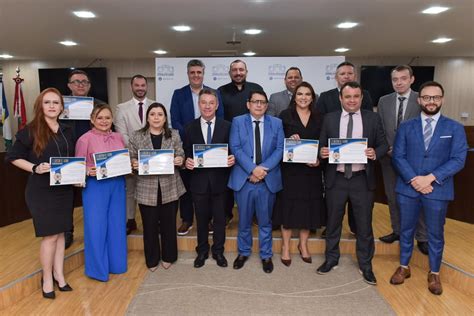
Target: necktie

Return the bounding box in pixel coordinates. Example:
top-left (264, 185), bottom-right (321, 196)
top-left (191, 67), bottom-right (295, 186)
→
top-left (423, 117), bottom-right (434, 150)
top-left (138, 102), bottom-right (144, 123)
top-left (206, 121), bottom-right (212, 144)
top-left (254, 120), bottom-right (262, 165)
top-left (344, 112), bottom-right (354, 179)
top-left (397, 97), bottom-right (406, 128)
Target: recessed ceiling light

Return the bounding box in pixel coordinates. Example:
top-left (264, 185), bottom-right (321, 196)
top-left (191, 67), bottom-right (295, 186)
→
top-left (337, 22), bottom-right (358, 29)
top-left (334, 48), bottom-right (350, 53)
top-left (73, 11), bottom-right (96, 18)
top-left (244, 29), bottom-right (262, 35)
top-left (422, 6), bottom-right (449, 14)
top-left (432, 37), bottom-right (452, 43)
top-left (243, 51), bottom-right (256, 56)
top-left (172, 25), bottom-right (191, 32)
top-left (0, 54), bottom-right (13, 59)
top-left (153, 50), bottom-right (168, 55)
top-left (60, 40), bottom-right (78, 46)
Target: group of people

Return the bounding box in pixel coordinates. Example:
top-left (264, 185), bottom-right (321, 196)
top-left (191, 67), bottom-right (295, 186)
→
top-left (6, 60), bottom-right (467, 299)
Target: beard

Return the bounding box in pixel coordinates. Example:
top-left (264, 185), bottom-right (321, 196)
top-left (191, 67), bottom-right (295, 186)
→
top-left (420, 104), bottom-right (441, 115)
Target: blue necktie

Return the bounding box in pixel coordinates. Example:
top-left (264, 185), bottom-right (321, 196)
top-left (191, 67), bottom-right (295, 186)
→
top-left (206, 121), bottom-right (212, 144)
top-left (423, 117), bottom-right (434, 150)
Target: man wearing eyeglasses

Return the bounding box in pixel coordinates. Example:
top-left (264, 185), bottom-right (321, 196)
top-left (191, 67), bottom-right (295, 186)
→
top-left (377, 65), bottom-right (428, 254)
top-left (228, 90), bottom-right (284, 274)
top-left (390, 81), bottom-right (467, 295)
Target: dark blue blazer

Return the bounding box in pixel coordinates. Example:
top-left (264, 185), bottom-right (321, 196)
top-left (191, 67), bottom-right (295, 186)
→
top-left (393, 115), bottom-right (468, 201)
top-left (170, 85), bottom-right (224, 140)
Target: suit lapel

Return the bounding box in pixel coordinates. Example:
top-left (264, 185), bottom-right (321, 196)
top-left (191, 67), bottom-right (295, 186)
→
top-left (361, 111), bottom-right (370, 139)
top-left (405, 91), bottom-right (419, 120)
top-left (412, 117), bottom-right (425, 150)
top-left (331, 89), bottom-right (342, 112)
top-left (427, 115), bottom-right (444, 152)
top-left (262, 115), bottom-right (272, 159)
top-left (130, 100), bottom-right (143, 128)
top-left (212, 118), bottom-right (223, 143)
top-left (184, 86), bottom-right (195, 118)
top-left (245, 114), bottom-right (255, 154)
top-left (387, 93), bottom-right (397, 132)
top-left (193, 118), bottom-right (205, 144)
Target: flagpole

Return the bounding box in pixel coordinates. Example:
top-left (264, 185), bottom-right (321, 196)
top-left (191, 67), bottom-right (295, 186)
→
top-left (13, 67), bottom-right (27, 130)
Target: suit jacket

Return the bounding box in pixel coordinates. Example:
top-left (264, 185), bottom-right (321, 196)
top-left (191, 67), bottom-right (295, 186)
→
top-left (128, 128), bottom-right (186, 206)
top-left (316, 88), bottom-right (373, 114)
top-left (319, 110), bottom-right (389, 190)
top-left (184, 117), bottom-right (232, 194)
top-left (170, 85), bottom-right (224, 141)
top-left (268, 90), bottom-right (292, 117)
top-left (114, 98), bottom-right (155, 145)
top-left (392, 115), bottom-right (467, 201)
top-left (228, 114), bottom-right (284, 193)
top-left (377, 90), bottom-right (420, 147)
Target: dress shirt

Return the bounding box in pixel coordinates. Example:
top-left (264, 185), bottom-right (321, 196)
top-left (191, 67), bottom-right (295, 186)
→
top-left (421, 111), bottom-right (441, 135)
top-left (218, 81), bottom-right (263, 121)
top-left (200, 116), bottom-right (216, 144)
top-left (395, 90), bottom-right (411, 121)
top-left (338, 109), bottom-right (364, 173)
top-left (75, 129), bottom-right (126, 168)
top-left (250, 114), bottom-right (264, 164)
top-left (190, 86), bottom-right (202, 119)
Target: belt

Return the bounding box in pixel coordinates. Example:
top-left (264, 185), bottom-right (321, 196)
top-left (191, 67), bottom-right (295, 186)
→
top-left (337, 170), bottom-right (365, 178)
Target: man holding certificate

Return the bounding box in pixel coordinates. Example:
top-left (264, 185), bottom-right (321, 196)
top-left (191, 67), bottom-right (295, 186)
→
top-left (184, 88), bottom-right (235, 268)
top-left (317, 82), bottom-right (388, 285)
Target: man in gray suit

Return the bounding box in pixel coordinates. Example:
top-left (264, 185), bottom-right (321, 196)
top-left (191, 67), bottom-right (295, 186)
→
top-left (267, 67), bottom-right (303, 117)
top-left (115, 74), bottom-right (155, 235)
top-left (377, 65), bottom-right (428, 254)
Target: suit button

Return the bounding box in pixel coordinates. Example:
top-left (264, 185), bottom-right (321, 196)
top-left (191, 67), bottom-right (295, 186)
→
top-left (424, 154), bottom-right (428, 158)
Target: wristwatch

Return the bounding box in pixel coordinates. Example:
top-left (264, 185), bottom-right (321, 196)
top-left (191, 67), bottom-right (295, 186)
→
top-left (32, 164), bottom-right (39, 174)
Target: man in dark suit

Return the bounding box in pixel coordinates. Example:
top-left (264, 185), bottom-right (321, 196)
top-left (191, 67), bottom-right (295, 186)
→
top-left (228, 90), bottom-right (284, 273)
top-left (316, 61), bottom-right (374, 236)
top-left (184, 88), bottom-right (235, 268)
top-left (317, 81), bottom-right (388, 285)
top-left (377, 65), bottom-right (428, 253)
top-left (390, 81), bottom-right (467, 295)
top-left (170, 59), bottom-right (224, 235)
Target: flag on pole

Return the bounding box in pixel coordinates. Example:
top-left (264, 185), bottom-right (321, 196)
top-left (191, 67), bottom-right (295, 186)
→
top-left (13, 76), bottom-right (27, 130)
top-left (1, 79), bottom-right (13, 150)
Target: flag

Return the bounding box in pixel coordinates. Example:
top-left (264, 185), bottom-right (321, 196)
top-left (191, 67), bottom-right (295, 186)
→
top-left (1, 79), bottom-right (13, 150)
top-left (13, 76), bottom-right (27, 130)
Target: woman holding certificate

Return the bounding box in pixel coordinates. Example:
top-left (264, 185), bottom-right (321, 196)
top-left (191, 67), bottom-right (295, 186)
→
top-left (6, 88), bottom-right (75, 299)
top-left (75, 104), bottom-right (127, 281)
top-left (273, 82), bottom-right (325, 266)
top-left (129, 103), bottom-right (185, 271)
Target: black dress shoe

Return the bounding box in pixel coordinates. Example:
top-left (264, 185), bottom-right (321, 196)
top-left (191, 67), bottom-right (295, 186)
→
top-left (41, 278), bottom-right (55, 299)
top-left (53, 277), bottom-right (73, 291)
top-left (233, 255), bottom-right (249, 269)
top-left (316, 261), bottom-right (338, 274)
top-left (126, 219), bottom-right (137, 235)
top-left (321, 229), bottom-right (326, 239)
top-left (212, 253), bottom-right (228, 267)
top-left (379, 233), bottom-right (400, 244)
top-left (417, 241), bottom-right (429, 255)
top-left (194, 253), bottom-right (209, 268)
top-left (262, 258), bottom-right (274, 273)
top-left (360, 269), bottom-right (377, 285)
top-left (65, 231), bottom-right (74, 249)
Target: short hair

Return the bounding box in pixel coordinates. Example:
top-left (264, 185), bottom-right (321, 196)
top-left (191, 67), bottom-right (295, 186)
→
top-left (230, 59), bottom-right (247, 70)
top-left (68, 69), bottom-right (89, 82)
top-left (419, 81), bottom-right (444, 96)
top-left (248, 90), bottom-right (268, 102)
top-left (392, 65), bottom-right (414, 77)
top-left (199, 88), bottom-right (218, 99)
top-left (339, 81), bottom-right (362, 96)
top-left (187, 59), bottom-right (205, 70)
top-left (130, 74), bottom-right (147, 85)
top-left (285, 67), bottom-right (302, 78)
top-left (336, 61), bottom-right (355, 70)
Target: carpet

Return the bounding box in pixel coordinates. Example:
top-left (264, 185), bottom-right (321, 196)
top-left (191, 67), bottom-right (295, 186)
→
top-left (127, 252), bottom-right (394, 315)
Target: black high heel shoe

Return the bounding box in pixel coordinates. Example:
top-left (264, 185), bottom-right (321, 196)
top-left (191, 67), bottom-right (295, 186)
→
top-left (297, 244), bottom-right (312, 264)
top-left (41, 278), bottom-right (56, 299)
top-left (53, 277), bottom-right (73, 292)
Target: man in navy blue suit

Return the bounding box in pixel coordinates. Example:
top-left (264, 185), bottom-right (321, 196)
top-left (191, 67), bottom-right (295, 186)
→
top-left (228, 90), bottom-right (284, 273)
top-left (390, 81), bottom-right (468, 295)
top-left (170, 59), bottom-right (224, 235)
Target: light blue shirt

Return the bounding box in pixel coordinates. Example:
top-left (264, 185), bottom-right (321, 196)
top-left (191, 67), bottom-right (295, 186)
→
top-left (190, 85), bottom-right (202, 119)
top-left (250, 114), bottom-right (264, 164)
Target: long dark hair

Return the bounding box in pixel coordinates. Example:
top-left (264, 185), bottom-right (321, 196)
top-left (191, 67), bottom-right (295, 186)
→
top-left (288, 81), bottom-right (317, 112)
top-left (140, 102), bottom-right (172, 138)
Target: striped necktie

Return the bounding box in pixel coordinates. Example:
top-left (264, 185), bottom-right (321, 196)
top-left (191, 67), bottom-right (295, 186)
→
top-left (423, 117), bottom-right (434, 150)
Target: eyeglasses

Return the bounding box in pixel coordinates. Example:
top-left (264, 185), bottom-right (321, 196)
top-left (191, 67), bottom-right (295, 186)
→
top-left (69, 80), bottom-right (90, 86)
top-left (249, 100), bottom-right (268, 105)
top-left (420, 95), bottom-right (443, 102)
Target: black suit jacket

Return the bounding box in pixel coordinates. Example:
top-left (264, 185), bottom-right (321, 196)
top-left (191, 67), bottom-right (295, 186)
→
top-left (316, 88), bottom-right (373, 114)
top-left (319, 110), bottom-right (388, 190)
top-left (184, 117), bottom-right (232, 194)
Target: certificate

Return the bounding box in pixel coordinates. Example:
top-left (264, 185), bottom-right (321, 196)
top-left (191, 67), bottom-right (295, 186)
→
top-left (49, 157), bottom-right (86, 186)
top-left (93, 149), bottom-right (132, 180)
top-left (138, 149), bottom-right (175, 175)
top-left (59, 96), bottom-right (94, 120)
top-left (193, 144), bottom-right (228, 168)
top-left (283, 138), bottom-right (319, 163)
top-left (328, 138), bottom-right (368, 164)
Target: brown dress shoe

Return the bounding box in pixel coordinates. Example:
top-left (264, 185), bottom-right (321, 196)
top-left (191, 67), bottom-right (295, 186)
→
top-left (390, 266), bottom-right (411, 285)
top-left (428, 272), bottom-right (443, 295)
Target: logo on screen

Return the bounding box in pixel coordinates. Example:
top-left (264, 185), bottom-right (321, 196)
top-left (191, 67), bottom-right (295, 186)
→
top-left (325, 63), bottom-right (338, 81)
top-left (156, 65), bottom-right (174, 81)
top-left (268, 64), bottom-right (286, 80)
top-left (211, 64), bottom-right (229, 81)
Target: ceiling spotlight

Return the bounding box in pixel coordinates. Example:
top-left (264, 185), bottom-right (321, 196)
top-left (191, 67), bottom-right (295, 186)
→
top-left (172, 25), bottom-right (191, 32)
top-left (337, 22), bottom-right (358, 29)
top-left (244, 29), bottom-right (262, 35)
top-left (73, 11), bottom-right (96, 18)
top-left (153, 50), bottom-right (168, 55)
top-left (60, 40), bottom-right (78, 46)
top-left (432, 37), bottom-right (452, 43)
top-left (334, 48), bottom-right (350, 53)
top-left (243, 51), bottom-right (256, 56)
top-left (422, 6), bottom-right (449, 14)
top-left (0, 54), bottom-right (13, 59)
